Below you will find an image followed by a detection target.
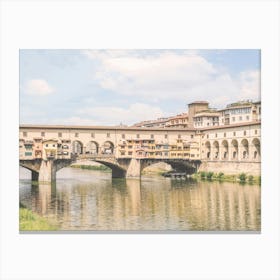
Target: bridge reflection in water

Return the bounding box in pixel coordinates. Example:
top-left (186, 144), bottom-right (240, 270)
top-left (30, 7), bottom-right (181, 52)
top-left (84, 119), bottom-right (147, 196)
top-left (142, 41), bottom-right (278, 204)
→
top-left (19, 167), bottom-right (261, 231)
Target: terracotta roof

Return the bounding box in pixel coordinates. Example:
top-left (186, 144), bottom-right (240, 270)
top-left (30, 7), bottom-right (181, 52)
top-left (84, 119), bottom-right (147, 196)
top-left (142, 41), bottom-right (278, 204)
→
top-left (20, 124), bottom-right (196, 132)
top-left (133, 117), bottom-right (169, 126)
top-left (20, 121), bottom-right (261, 133)
top-left (168, 113), bottom-right (188, 120)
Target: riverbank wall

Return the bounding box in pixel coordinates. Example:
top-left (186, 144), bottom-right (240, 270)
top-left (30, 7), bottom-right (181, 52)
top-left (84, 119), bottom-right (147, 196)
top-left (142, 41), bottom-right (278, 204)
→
top-left (198, 160), bottom-right (261, 176)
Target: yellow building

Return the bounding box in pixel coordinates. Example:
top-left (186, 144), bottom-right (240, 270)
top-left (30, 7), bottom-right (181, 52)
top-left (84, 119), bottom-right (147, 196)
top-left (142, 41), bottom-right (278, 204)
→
top-left (42, 139), bottom-right (58, 160)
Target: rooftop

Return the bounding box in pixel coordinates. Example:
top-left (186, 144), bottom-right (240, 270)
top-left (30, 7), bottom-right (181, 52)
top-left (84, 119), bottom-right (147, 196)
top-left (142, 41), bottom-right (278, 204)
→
top-left (20, 124), bottom-right (196, 132)
top-left (168, 113), bottom-right (188, 120)
top-left (225, 100), bottom-right (255, 108)
top-left (188, 101), bottom-right (209, 105)
top-left (194, 109), bottom-right (220, 117)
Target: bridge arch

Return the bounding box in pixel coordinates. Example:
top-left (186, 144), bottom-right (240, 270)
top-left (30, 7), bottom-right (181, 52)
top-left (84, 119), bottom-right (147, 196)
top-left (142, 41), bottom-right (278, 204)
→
top-left (252, 138), bottom-right (261, 160)
top-left (102, 141), bottom-right (114, 155)
top-left (19, 163), bottom-right (38, 173)
top-left (140, 158), bottom-right (198, 175)
top-left (231, 139), bottom-right (239, 160)
top-left (19, 161), bottom-right (41, 181)
top-left (240, 139), bottom-right (249, 159)
top-left (85, 141), bottom-right (99, 155)
top-left (221, 140), bottom-right (229, 160)
top-left (72, 140), bottom-right (84, 155)
top-left (93, 159), bottom-right (126, 178)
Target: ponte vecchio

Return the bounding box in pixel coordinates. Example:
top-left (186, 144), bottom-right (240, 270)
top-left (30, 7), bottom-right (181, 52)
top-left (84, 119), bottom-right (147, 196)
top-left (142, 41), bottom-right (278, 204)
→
top-left (19, 101), bottom-right (261, 182)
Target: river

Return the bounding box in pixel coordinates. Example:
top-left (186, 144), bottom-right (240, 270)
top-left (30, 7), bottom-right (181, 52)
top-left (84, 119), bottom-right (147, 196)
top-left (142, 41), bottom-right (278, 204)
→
top-left (19, 167), bottom-right (261, 231)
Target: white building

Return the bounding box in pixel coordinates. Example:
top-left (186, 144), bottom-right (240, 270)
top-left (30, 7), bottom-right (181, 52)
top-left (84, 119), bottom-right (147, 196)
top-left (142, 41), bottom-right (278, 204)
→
top-left (219, 101), bottom-right (261, 125)
top-left (193, 111), bottom-right (220, 128)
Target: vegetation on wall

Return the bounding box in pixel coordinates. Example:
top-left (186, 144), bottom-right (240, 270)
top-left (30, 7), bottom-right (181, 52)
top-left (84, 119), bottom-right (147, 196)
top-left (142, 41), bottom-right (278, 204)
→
top-left (193, 171), bottom-right (261, 184)
top-left (71, 164), bottom-right (110, 171)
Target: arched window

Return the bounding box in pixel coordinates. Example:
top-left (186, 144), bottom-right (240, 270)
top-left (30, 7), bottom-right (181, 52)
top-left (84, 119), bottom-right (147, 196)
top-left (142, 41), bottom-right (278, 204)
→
top-left (221, 140), bottom-right (229, 160)
top-left (72, 140), bottom-right (83, 155)
top-left (252, 138), bottom-right (261, 160)
top-left (205, 141), bottom-right (211, 159)
top-left (102, 141), bottom-right (114, 154)
top-left (231, 139), bottom-right (238, 160)
top-left (86, 141), bottom-right (99, 155)
top-left (241, 139), bottom-right (249, 159)
top-left (213, 141), bottom-right (219, 159)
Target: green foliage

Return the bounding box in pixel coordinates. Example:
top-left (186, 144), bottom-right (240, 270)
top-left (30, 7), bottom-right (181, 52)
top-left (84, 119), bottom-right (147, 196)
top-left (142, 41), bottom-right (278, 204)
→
top-left (238, 173), bottom-right (247, 182)
top-left (193, 171), bottom-right (260, 184)
top-left (206, 172), bottom-right (214, 180)
top-left (200, 171), bottom-right (206, 179)
top-left (248, 175), bottom-right (254, 182)
top-left (71, 164), bottom-right (110, 171)
top-left (19, 208), bottom-right (58, 231)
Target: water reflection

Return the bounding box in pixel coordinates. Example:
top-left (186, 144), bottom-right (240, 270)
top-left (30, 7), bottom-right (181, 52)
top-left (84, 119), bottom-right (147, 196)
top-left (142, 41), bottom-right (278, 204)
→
top-left (19, 167), bottom-right (261, 231)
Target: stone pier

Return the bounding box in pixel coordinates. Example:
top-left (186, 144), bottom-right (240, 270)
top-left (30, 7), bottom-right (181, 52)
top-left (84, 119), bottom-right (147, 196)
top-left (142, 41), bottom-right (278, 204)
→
top-left (126, 158), bottom-right (141, 179)
top-left (38, 159), bottom-right (57, 182)
top-left (31, 171), bottom-right (39, 181)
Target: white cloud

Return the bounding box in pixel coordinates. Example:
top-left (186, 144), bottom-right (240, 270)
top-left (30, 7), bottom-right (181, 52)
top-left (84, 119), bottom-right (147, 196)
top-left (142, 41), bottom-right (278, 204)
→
top-left (82, 49), bottom-right (135, 61)
top-left (49, 117), bottom-right (98, 126)
top-left (83, 50), bottom-right (260, 108)
top-left (77, 103), bottom-right (166, 125)
top-left (24, 79), bottom-right (55, 95)
top-left (238, 70), bottom-right (261, 101)
top-left (42, 103), bottom-right (164, 126)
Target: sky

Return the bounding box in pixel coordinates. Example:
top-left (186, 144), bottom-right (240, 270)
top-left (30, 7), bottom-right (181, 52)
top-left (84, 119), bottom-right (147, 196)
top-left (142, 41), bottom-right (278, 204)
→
top-left (20, 49), bottom-right (260, 126)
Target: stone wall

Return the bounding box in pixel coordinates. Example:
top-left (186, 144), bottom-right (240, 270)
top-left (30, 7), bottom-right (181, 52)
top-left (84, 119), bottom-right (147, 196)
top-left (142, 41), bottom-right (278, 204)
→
top-left (198, 160), bottom-right (261, 176)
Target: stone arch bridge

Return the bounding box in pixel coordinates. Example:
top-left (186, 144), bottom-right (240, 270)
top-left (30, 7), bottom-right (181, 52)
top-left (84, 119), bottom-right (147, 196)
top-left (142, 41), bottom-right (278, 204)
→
top-left (20, 155), bottom-right (200, 182)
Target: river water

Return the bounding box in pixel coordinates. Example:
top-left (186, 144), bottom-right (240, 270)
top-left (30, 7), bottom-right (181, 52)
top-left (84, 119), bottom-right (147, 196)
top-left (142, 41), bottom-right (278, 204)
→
top-left (19, 167), bottom-right (261, 231)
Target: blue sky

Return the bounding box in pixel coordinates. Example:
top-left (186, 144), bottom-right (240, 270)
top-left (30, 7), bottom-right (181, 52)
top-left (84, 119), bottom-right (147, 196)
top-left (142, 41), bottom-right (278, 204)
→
top-left (20, 49), bottom-right (260, 126)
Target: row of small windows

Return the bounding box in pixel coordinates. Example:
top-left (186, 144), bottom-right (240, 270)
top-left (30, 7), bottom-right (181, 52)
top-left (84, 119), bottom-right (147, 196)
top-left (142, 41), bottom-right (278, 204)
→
top-left (226, 108), bottom-right (251, 115)
top-left (205, 130), bottom-right (258, 138)
top-left (22, 132), bottom-right (194, 139)
top-left (195, 115), bottom-right (251, 125)
top-left (195, 117), bottom-right (219, 121)
top-left (45, 144), bottom-right (56, 147)
top-left (231, 115), bottom-right (250, 122)
top-left (195, 122), bottom-right (219, 127)
top-left (22, 132), bottom-right (110, 138)
top-left (23, 130), bottom-right (258, 140)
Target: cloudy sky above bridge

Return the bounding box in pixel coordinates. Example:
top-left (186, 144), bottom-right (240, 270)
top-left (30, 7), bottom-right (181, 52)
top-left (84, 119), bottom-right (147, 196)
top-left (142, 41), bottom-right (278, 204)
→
top-left (20, 49), bottom-right (260, 126)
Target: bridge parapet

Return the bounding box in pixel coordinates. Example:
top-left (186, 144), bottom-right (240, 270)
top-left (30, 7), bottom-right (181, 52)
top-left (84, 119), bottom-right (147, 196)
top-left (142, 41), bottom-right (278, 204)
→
top-left (77, 154), bottom-right (116, 160)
